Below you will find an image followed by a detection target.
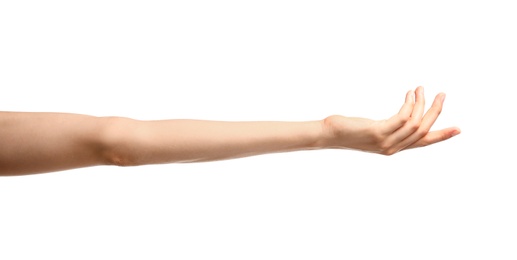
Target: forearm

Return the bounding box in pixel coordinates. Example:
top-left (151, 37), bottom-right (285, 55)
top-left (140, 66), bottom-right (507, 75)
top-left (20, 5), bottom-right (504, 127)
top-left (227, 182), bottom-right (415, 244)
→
top-left (109, 118), bottom-right (328, 165)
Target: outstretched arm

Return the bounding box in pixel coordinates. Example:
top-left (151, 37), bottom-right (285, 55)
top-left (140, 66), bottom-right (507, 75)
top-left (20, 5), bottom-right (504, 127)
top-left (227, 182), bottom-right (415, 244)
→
top-left (0, 87), bottom-right (460, 176)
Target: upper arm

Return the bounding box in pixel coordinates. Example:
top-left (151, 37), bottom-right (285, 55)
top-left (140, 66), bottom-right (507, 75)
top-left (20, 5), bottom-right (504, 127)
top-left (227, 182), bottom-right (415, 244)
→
top-left (0, 112), bottom-right (110, 176)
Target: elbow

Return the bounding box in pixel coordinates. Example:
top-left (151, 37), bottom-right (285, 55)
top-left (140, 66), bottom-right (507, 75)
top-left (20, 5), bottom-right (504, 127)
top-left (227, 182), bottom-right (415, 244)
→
top-left (100, 116), bottom-right (142, 167)
top-left (106, 151), bottom-right (137, 167)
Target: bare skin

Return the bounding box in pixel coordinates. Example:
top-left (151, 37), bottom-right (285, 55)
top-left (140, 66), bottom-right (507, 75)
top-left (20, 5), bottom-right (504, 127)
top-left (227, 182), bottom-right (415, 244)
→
top-left (0, 87), bottom-right (460, 176)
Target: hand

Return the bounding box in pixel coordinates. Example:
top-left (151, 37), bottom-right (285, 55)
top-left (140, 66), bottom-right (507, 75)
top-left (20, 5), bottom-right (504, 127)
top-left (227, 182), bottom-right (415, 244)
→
top-left (321, 86), bottom-right (461, 155)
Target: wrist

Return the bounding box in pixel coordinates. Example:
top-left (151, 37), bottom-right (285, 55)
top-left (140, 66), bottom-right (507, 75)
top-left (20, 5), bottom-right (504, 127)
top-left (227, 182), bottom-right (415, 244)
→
top-left (309, 119), bottom-right (334, 150)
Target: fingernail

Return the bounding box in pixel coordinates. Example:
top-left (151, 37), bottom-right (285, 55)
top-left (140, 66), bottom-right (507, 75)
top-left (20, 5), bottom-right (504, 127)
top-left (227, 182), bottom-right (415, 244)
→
top-left (441, 93), bottom-right (446, 103)
top-left (451, 129), bottom-right (461, 137)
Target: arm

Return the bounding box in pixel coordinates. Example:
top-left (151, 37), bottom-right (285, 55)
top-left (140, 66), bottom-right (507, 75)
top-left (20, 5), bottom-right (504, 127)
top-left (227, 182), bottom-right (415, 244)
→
top-left (0, 87), bottom-right (460, 176)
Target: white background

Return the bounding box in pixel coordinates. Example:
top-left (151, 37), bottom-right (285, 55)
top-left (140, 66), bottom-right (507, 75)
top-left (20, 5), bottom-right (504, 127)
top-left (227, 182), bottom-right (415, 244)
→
top-left (1, 1), bottom-right (516, 259)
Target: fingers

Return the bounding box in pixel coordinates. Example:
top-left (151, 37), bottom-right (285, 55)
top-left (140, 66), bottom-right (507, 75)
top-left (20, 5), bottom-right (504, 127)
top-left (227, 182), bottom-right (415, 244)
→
top-left (383, 87), bottom-right (425, 146)
top-left (384, 89), bottom-right (415, 133)
top-left (391, 91), bottom-right (444, 151)
top-left (412, 86), bottom-right (426, 119)
top-left (419, 93), bottom-right (446, 133)
top-left (378, 87), bottom-right (460, 155)
top-left (405, 127), bottom-right (461, 150)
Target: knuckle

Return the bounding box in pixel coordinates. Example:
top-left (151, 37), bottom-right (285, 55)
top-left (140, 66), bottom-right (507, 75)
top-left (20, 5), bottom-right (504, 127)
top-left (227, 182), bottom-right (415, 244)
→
top-left (409, 120), bottom-right (420, 131)
top-left (378, 141), bottom-right (391, 151)
top-left (372, 131), bottom-right (385, 144)
top-left (420, 140), bottom-right (430, 147)
top-left (436, 106), bottom-right (443, 115)
top-left (382, 148), bottom-right (397, 156)
top-left (379, 142), bottom-right (399, 156)
top-left (399, 115), bottom-right (410, 124)
top-left (416, 128), bottom-right (428, 138)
